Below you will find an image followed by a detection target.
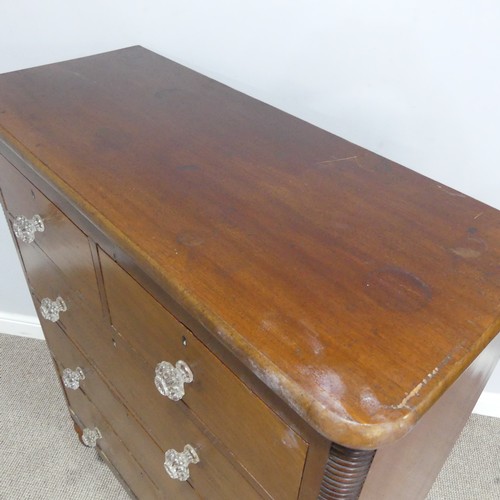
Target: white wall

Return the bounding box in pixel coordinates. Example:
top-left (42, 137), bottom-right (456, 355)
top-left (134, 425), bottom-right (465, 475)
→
top-left (1, 1), bottom-right (499, 409)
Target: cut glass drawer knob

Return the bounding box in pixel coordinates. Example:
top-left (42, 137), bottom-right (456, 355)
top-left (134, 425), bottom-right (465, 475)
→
top-left (40, 296), bottom-right (67, 322)
top-left (62, 367), bottom-right (85, 390)
top-left (164, 444), bottom-right (199, 481)
top-left (82, 427), bottom-right (101, 448)
top-left (13, 214), bottom-right (44, 244)
top-left (154, 360), bottom-right (193, 401)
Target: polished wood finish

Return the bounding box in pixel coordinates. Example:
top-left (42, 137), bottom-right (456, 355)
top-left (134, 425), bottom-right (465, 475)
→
top-left (50, 320), bottom-right (259, 500)
top-left (1, 154), bottom-right (268, 497)
top-left (0, 155), bottom-right (101, 314)
top-left (1, 47), bottom-right (499, 499)
top-left (100, 248), bottom-right (308, 500)
top-left (0, 47), bottom-right (498, 450)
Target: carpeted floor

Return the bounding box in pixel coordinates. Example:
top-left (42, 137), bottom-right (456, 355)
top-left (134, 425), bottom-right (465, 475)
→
top-left (0, 332), bottom-right (499, 499)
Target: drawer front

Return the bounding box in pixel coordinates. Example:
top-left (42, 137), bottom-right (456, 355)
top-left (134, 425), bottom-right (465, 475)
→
top-left (0, 154), bottom-right (101, 314)
top-left (62, 376), bottom-right (163, 500)
top-left (44, 318), bottom-right (261, 500)
top-left (100, 250), bottom-right (307, 500)
top-left (20, 241), bottom-right (105, 341)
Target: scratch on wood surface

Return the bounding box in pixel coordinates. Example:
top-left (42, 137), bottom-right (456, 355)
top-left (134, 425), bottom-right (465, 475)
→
top-left (62, 68), bottom-right (98, 85)
top-left (474, 212), bottom-right (483, 220)
top-left (317, 156), bottom-right (359, 165)
top-left (391, 343), bottom-right (465, 411)
top-left (392, 366), bottom-right (441, 410)
top-left (436, 185), bottom-right (467, 198)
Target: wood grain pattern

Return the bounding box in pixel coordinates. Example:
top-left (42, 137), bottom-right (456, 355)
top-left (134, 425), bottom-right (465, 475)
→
top-left (0, 47), bottom-right (499, 450)
top-left (47, 319), bottom-right (260, 500)
top-left (32, 261), bottom-right (266, 498)
top-left (100, 248), bottom-right (307, 500)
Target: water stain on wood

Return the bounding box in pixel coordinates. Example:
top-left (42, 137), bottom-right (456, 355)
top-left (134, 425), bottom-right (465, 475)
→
top-left (364, 267), bottom-right (432, 313)
top-left (449, 236), bottom-right (487, 259)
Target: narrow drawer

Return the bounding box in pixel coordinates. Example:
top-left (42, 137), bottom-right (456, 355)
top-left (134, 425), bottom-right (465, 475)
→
top-left (45, 319), bottom-right (261, 500)
top-left (20, 241), bottom-right (105, 342)
top-left (0, 154), bottom-right (101, 314)
top-left (100, 250), bottom-right (308, 500)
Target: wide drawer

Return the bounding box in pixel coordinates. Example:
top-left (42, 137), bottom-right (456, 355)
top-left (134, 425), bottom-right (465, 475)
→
top-left (44, 318), bottom-right (261, 499)
top-left (99, 249), bottom-right (308, 500)
top-left (61, 376), bottom-right (163, 500)
top-left (0, 154), bottom-right (101, 314)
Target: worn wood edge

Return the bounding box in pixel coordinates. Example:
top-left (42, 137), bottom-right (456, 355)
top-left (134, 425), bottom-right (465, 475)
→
top-left (1, 125), bottom-right (499, 450)
top-left (359, 329), bottom-right (500, 499)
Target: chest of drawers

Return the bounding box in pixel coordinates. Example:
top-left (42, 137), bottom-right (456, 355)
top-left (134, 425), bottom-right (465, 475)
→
top-left (1, 47), bottom-right (499, 499)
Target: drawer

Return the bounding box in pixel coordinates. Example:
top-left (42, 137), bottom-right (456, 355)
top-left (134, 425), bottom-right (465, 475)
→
top-left (47, 321), bottom-right (197, 499)
top-left (44, 318), bottom-right (262, 499)
top-left (0, 154), bottom-right (101, 314)
top-left (20, 240), bottom-right (105, 340)
top-left (61, 376), bottom-right (163, 500)
top-left (100, 250), bottom-right (308, 500)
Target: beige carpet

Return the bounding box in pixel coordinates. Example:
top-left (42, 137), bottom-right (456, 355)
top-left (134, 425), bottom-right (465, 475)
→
top-left (0, 332), bottom-right (499, 499)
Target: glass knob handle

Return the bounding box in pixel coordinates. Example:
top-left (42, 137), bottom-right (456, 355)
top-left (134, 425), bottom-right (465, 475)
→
top-left (13, 214), bottom-right (44, 244)
top-left (164, 444), bottom-right (199, 481)
top-left (154, 360), bottom-right (193, 401)
top-left (82, 427), bottom-right (101, 448)
top-left (40, 296), bottom-right (67, 322)
top-left (62, 367), bottom-right (85, 390)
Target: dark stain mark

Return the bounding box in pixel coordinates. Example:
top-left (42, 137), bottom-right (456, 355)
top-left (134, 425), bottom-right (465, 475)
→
top-left (94, 127), bottom-right (130, 151)
top-left (176, 231), bottom-right (205, 247)
top-left (365, 267), bottom-right (432, 313)
top-left (176, 164), bottom-right (199, 172)
top-left (467, 227), bottom-right (478, 235)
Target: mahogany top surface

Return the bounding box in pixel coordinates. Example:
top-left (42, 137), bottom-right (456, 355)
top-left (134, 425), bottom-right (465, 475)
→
top-left (1, 46), bottom-right (499, 448)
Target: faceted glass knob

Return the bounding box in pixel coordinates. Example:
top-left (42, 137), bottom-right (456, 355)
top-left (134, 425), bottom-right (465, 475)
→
top-left (82, 427), bottom-right (101, 448)
top-left (62, 367), bottom-right (85, 390)
top-left (154, 360), bottom-right (193, 401)
top-left (164, 444), bottom-right (199, 481)
top-left (13, 214), bottom-right (44, 244)
top-left (40, 296), bottom-right (67, 322)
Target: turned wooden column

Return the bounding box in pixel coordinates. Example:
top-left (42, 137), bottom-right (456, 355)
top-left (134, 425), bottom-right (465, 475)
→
top-left (318, 443), bottom-right (376, 499)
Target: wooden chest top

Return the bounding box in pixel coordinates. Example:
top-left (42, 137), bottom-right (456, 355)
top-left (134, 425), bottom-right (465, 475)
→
top-left (0, 46), bottom-right (499, 448)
